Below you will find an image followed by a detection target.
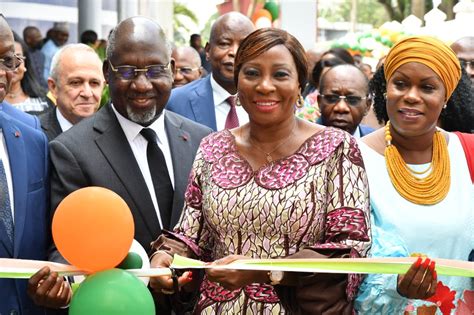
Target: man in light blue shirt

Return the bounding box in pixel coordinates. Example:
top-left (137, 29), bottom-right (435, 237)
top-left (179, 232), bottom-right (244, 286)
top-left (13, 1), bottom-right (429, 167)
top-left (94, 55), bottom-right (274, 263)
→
top-left (41, 22), bottom-right (69, 82)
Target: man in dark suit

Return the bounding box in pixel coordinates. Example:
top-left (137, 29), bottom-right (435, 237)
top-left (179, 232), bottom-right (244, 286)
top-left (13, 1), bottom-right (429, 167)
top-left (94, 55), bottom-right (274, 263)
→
top-left (49, 16), bottom-right (211, 261)
top-left (167, 12), bottom-right (254, 131)
top-left (318, 64), bottom-right (375, 137)
top-left (39, 43), bottom-right (105, 141)
top-left (0, 14), bottom-right (69, 314)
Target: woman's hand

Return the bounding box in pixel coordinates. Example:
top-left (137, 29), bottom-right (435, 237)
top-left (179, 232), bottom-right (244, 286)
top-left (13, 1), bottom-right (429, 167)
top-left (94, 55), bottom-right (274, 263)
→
top-left (397, 257), bottom-right (437, 299)
top-left (149, 250), bottom-right (193, 294)
top-left (27, 266), bottom-right (72, 309)
top-left (206, 255), bottom-right (268, 291)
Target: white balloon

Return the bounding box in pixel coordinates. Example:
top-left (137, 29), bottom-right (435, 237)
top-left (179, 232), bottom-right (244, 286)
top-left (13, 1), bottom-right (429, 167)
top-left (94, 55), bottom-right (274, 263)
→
top-left (255, 17), bottom-right (272, 29)
top-left (129, 239), bottom-right (150, 285)
top-left (73, 239), bottom-right (150, 285)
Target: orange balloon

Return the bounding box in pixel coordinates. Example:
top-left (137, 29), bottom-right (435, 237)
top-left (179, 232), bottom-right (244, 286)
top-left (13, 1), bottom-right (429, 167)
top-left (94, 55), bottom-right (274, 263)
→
top-left (52, 187), bottom-right (134, 272)
top-left (251, 9), bottom-right (272, 24)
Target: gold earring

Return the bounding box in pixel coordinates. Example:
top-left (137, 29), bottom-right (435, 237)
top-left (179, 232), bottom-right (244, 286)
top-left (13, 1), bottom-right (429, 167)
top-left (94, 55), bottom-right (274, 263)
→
top-left (296, 94), bottom-right (305, 108)
top-left (236, 94), bottom-right (241, 106)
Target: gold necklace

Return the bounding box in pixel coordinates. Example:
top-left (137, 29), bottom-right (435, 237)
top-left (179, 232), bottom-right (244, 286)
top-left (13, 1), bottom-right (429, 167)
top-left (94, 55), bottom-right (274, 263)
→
top-left (249, 121), bottom-right (297, 163)
top-left (384, 121), bottom-right (450, 205)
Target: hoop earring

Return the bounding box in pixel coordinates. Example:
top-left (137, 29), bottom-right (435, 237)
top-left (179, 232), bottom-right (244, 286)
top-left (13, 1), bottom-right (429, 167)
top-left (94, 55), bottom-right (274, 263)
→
top-left (296, 94), bottom-right (304, 108)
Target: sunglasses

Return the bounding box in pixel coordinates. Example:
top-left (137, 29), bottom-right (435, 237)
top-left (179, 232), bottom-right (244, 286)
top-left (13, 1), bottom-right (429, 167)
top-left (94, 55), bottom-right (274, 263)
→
top-left (460, 59), bottom-right (474, 71)
top-left (320, 94), bottom-right (367, 106)
top-left (108, 60), bottom-right (171, 80)
top-left (0, 54), bottom-right (24, 72)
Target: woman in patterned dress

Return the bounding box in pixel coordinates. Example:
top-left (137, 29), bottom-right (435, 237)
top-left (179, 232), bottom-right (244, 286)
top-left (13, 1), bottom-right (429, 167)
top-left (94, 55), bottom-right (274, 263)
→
top-left (150, 28), bottom-right (372, 314)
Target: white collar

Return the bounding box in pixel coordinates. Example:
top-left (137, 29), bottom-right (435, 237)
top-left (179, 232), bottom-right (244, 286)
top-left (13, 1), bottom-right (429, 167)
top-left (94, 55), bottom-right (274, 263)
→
top-left (210, 74), bottom-right (235, 107)
top-left (55, 107), bottom-right (74, 132)
top-left (111, 104), bottom-right (166, 144)
top-left (353, 126), bottom-right (361, 138)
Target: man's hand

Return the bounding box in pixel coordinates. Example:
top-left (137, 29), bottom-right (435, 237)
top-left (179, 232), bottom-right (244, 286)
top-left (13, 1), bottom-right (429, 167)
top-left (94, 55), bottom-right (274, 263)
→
top-left (27, 266), bottom-right (71, 309)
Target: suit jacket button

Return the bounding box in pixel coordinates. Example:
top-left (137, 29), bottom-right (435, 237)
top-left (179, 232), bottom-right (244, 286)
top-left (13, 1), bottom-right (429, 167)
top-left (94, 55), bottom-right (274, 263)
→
top-left (9, 309), bottom-right (19, 315)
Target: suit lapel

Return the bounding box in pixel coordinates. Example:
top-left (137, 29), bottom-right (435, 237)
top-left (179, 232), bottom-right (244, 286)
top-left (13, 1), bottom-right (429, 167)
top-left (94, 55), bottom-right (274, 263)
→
top-left (41, 108), bottom-right (62, 140)
top-left (94, 105), bottom-right (161, 239)
top-left (164, 113), bottom-right (193, 228)
top-left (190, 76), bottom-right (217, 130)
top-left (0, 114), bottom-right (27, 257)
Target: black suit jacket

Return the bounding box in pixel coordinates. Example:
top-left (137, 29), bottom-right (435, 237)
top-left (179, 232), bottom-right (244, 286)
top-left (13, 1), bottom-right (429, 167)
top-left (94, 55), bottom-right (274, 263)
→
top-left (39, 107), bottom-right (62, 142)
top-left (49, 104), bottom-right (212, 256)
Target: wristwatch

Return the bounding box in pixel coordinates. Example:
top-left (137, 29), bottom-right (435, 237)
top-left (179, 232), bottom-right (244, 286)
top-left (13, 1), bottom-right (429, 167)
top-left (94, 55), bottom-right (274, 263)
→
top-left (268, 270), bottom-right (284, 285)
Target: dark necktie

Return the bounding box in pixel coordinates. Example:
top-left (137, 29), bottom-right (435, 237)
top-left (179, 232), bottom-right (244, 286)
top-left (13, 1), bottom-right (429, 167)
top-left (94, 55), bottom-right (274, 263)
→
top-left (0, 158), bottom-right (13, 246)
top-left (140, 128), bottom-right (174, 230)
top-left (224, 96), bottom-right (239, 129)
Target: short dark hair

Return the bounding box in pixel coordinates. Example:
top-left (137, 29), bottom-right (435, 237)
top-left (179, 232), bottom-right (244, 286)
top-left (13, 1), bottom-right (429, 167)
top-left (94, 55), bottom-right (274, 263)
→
top-left (324, 48), bottom-right (355, 64)
top-left (371, 64), bottom-right (474, 132)
top-left (234, 28), bottom-right (307, 92)
top-left (190, 34), bottom-right (200, 41)
top-left (80, 30), bottom-right (98, 45)
top-left (22, 26), bottom-right (39, 40)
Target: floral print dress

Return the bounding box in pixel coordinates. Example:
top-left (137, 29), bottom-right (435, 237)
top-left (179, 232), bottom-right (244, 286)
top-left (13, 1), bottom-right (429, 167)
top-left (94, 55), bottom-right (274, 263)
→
top-left (172, 127), bottom-right (371, 314)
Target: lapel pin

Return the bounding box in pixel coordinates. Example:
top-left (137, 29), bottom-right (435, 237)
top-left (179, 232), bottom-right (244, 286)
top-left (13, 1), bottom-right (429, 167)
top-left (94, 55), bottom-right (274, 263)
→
top-left (14, 131), bottom-right (20, 138)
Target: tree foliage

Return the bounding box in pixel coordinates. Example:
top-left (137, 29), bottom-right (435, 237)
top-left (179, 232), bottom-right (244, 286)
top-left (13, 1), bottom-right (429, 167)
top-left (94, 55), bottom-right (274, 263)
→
top-left (319, 0), bottom-right (389, 27)
top-left (173, 1), bottom-right (199, 45)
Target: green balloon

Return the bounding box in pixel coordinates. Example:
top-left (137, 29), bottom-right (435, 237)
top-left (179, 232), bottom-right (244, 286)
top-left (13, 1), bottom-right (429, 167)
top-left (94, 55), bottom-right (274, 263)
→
top-left (117, 252), bottom-right (143, 269)
top-left (264, 1), bottom-right (279, 21)
top-left (70, 269), bottom-right (155, 315)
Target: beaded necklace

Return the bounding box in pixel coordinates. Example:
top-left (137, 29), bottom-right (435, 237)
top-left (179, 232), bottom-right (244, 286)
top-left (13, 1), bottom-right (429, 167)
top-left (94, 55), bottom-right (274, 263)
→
top-left (384, 121), bottom-right (450, 205)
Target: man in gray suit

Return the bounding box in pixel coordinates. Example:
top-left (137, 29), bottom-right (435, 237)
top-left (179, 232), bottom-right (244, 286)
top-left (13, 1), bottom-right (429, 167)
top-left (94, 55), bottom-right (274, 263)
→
top-left (49, 17), bottom-right (212, 261)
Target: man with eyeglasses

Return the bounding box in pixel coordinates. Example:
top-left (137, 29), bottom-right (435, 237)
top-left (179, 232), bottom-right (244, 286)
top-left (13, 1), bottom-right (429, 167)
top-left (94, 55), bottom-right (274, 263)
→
top-left (171, 46), bottom-right (202, 88)
top-left (47, 16), bottom-right (212, 313)
top-left (167, 12), bottom-right (255, 131)
top-left (0, 14), bottom-right (69, 314)
top-left (317, 64), bottom-right (374, 137)
top-left (451, 36), bottom-right (474, 88)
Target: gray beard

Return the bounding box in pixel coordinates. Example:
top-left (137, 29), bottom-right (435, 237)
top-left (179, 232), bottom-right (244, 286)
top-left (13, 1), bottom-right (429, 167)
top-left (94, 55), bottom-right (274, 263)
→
top-left (126, 105), bottom-right (157, 124)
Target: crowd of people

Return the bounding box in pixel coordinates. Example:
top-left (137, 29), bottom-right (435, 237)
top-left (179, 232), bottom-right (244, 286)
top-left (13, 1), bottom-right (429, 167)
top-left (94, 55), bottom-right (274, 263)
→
top-left (0, 10), bottom-right (472, 315)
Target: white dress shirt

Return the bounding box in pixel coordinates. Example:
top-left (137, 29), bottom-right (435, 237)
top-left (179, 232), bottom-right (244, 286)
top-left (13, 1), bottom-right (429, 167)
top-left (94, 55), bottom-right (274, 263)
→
top-left (112, 105), bottom-right (174, 230)
top-left (210, 75), bottom-right (249, 130)
top-left (0, 130), bottom-right (14, 222)
top-left (353, 126), bottom-right (362, 139)
top-left (56, 107), bottom-right (74, 132)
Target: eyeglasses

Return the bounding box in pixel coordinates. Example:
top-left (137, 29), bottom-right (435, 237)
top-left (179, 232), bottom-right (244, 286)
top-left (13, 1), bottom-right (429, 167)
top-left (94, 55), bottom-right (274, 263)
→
top-left (175, 66), bottom-right (200, 75)
top-left (108, 60), bottom-right (171, 80)
top-left (459, 59), bottom-right (474, 70)
top-left (320, 94), bottom-right (367, 106)
top-left (0, 54), bottom-right (24, 71)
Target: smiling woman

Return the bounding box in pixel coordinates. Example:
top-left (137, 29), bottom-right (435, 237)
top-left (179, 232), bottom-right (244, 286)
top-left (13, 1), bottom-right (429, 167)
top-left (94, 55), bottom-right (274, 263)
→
top-left (150, 28), bottom-right (372, 314)
top-left (355, 36), bottom-right (473, 314)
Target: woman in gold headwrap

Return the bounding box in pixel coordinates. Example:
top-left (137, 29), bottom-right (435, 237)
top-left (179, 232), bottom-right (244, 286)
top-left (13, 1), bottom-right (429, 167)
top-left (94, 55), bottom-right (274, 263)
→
top-left (354, 36), bottom-right (473, 314)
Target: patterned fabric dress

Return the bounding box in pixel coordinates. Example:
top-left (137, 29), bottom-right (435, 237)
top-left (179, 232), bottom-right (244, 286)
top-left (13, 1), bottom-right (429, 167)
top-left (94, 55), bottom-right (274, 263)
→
top-left (172, 127), bottom-right (372, 314)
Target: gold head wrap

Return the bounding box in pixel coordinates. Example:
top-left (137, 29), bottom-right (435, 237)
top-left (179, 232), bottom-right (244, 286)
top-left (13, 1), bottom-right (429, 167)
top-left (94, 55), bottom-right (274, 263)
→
top-left (384, 36), bottom-right (461, 101)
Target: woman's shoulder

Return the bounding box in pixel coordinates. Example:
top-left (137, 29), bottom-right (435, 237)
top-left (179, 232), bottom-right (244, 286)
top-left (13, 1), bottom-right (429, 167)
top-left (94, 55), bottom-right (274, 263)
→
top-left (199, 129), bottom-right (236, 163)
top-left (297, 126), bottom-right (358, 165)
